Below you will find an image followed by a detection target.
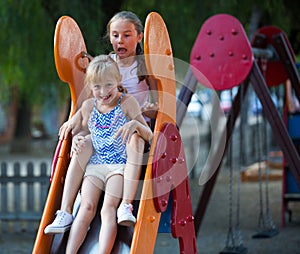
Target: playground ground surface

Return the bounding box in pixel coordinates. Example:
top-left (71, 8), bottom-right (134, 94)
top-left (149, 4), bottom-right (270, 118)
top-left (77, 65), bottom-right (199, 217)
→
top-left (0, 167), bottom-right (300, 254)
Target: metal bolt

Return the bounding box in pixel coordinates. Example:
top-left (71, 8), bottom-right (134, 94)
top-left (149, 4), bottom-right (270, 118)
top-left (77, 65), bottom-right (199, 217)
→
top-left (231, 28), bottom-right (238, 35)
top-left (171, 157), bottom-right (178, 164)
top-left (148, 216), bottom-right (156, 223)
top-left (170, 134), bottom-right (178, 141)
top-left (161, 199), bottom-right (168, 207)
top-left (165, 48), bottom-right (172, 56)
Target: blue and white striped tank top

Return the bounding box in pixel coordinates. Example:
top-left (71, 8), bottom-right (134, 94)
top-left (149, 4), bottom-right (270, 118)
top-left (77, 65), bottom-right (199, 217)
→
top-left (88, 94), bottom-right (128, 165)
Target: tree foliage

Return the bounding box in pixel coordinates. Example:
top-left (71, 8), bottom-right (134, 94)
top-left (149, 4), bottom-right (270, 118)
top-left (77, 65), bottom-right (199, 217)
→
top-left (1, 0), bottom-right (300, 105)
top-left (1, 0), bottom-right (300, 141)
top-left (123, 0), bottom-right (300, 62)
top-left (0, 0), bottom-right (123, 106)
top-left (0, 0), bottom-right (120, 141)
top-left (0, 0), bottom-right (54, 105)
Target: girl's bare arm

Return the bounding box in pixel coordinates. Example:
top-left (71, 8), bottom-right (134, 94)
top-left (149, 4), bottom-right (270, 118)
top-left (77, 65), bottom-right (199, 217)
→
top-left (59, 108), bottom-right (83, 139)
top-left (142, 76), bottom-right (159, 119)
top-left (117, 94), bottom-right (153, 143)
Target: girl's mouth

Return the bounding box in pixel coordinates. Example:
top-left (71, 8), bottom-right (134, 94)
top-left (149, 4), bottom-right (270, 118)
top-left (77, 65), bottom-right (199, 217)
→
top-left (117, 47), bottom-right (127, 55)
top-left (100, 94), bottom-right (111, 101)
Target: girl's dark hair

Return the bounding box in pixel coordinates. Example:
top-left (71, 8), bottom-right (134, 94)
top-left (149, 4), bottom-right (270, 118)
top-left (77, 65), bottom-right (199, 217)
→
top-left (106, 11), bottom-right (148, 83)
top-left (117, 84), bottom-right (128, 93)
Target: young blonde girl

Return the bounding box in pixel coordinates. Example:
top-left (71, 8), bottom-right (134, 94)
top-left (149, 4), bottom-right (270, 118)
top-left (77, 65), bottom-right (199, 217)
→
top-left (64, 55), bottom-right (152, 253)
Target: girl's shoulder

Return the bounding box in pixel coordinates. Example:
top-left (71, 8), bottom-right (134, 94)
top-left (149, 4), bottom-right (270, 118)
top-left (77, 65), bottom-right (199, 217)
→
top-left (120, 93), bottom-right (134, 103)
top-left (81, 98), bottom-right (95, 111)
top-left (120, 93), bottom-right (140, 110)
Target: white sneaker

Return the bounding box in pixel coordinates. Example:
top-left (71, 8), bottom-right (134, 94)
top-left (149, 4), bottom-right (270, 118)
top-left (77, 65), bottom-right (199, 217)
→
top-left (117, 203), bottom-right (136, 227)
top-left (44, 210), bottom-right (73, 234)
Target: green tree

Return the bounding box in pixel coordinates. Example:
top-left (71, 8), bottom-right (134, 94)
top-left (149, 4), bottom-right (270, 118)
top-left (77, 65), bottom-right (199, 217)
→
top-left (123, 0), bottom-right (300, 60)
top-left (1, 0), bottom-right (300, 152)
top-left (0, 0), bottom-right (123, 151)
top-left (0, 0), bottom-right (55, 146)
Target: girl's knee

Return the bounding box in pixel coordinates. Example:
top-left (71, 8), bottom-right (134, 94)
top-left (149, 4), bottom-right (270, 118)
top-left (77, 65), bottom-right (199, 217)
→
top-left (100, 205), bottom-right (117, 220)
top-left (80, 201), bottom-right (97, 218)
top-left (128, 133), bottom-right (145, 152)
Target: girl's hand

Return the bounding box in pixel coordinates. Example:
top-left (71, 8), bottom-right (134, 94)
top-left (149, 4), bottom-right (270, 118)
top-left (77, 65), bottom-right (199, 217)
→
top-left (59, 109), bottom-right (83, 139)
top-left (59, 119), bottom-right (81, 139)
top-left (70, 135), bottom-right (86, 157)
top-left (141, 101), bottom-right (159, 118)
top-left (115, 120), bottom-right (139, 144)
top-left (59, 120), bottom-right (72, 139)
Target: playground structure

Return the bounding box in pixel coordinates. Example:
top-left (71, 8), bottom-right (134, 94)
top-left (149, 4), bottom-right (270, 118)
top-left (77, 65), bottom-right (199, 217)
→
top-left (33, 12), bottom-right (197, 254)
top-left (32, 11), bottom-right (300, 254)
top-left (188, 14), bottom-right (300, 253)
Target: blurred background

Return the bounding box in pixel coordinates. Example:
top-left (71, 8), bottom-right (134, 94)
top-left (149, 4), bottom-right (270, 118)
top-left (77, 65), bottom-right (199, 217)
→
top-left (0, 0), bottom-right (299, 151)
top-left (1, 1), bottom-right (300, 253)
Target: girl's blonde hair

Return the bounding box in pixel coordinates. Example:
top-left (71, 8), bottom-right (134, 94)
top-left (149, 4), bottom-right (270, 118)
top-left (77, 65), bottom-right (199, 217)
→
top-left (106, 11), bottom-right (148, 83)
top-left (85, 55), bottom-right (127, 93)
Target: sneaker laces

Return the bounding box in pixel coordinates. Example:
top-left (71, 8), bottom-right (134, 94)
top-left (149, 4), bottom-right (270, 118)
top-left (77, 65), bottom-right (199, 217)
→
top-left (124, 204), bottom-right (133, 213)
top-left (56, 210), bottom-right (67, 224)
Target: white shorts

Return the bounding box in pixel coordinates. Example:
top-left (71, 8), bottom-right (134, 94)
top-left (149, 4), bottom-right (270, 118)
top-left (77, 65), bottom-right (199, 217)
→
top-left (84, 164), bottom-right (125, 184)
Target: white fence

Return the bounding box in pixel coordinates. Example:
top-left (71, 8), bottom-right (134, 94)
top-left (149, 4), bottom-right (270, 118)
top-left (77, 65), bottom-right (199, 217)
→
top-left (0, 160), bottom-right (51, 233)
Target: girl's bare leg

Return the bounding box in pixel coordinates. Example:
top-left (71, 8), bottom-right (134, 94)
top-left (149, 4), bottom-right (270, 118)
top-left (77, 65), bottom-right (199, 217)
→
top-left (61, 137), bottom-right (93, 214)
top-left (66, 175), bottom-right (103, 254)
top-left (44, 137), bottom-right (94, 234)
top-left (98, 175), bottom-right (123, 254)
top-left (122, 133), bottom-right (145, 204)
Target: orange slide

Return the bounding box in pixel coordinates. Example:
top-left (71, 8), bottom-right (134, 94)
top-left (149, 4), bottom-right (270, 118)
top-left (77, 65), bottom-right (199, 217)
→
top-left (33, 12), bottom-right (196, 254)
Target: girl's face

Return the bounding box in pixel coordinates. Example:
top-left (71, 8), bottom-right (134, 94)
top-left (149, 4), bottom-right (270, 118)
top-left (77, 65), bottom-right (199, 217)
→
top-left (109, 19), bottom-right (143, 60)
top-left (91, 80), bottom-right (118, 105)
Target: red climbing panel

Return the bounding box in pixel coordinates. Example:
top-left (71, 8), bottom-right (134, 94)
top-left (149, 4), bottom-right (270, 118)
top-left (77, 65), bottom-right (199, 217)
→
top-left (153, 123), bottom-right (197, 254)
top-left (190, 14), bottom-right (253, 90)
